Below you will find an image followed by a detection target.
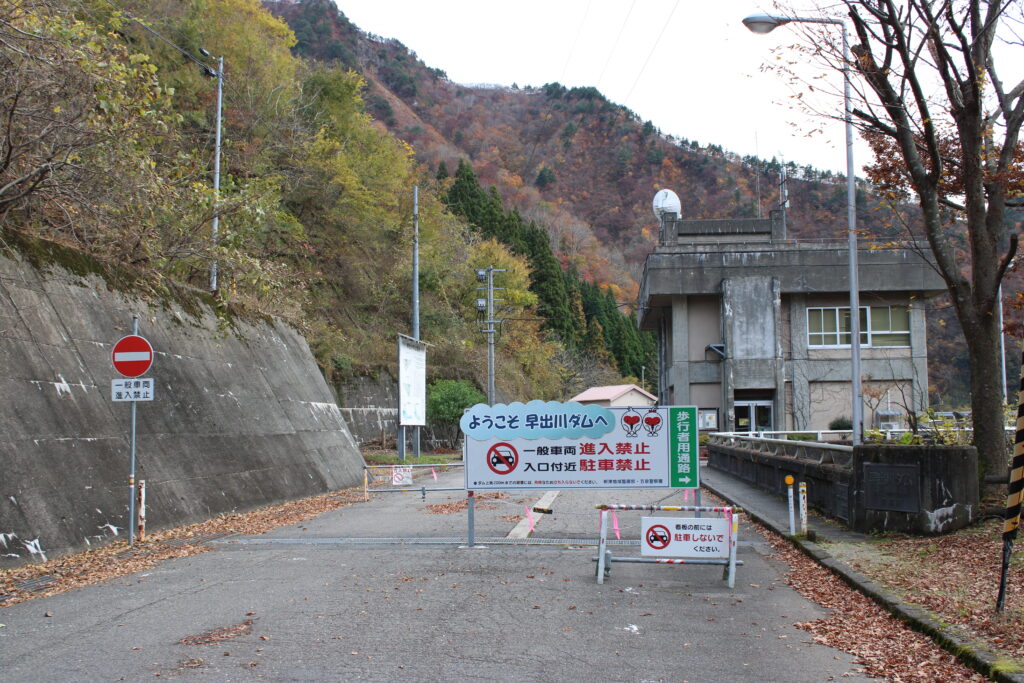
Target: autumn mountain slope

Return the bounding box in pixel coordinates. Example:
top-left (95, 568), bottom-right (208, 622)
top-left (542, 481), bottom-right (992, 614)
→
top-left (264, 0), bottom-right (1021, 408)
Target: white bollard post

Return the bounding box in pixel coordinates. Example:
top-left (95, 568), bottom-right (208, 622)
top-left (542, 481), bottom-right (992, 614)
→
top-left (137, 479), bottom-right (146, 542)
top-left (785, 475), bottom-right (796, 536)
top-left (798, 482), bottom-right (808, 536)
top-left (597, 509), bottom-right (609, 584)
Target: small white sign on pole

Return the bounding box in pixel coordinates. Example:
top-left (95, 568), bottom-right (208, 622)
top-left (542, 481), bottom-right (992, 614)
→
top-left (640, 516), bottom-right (731, 559)
top-left (398, 335), bottom-right (426, 426)
top-left (111, 378), bottom-right (155, 402)
top-left (391, 466), bottom-right (414, 486)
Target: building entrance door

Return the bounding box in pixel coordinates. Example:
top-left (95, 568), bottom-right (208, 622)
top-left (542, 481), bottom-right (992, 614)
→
top-left (734, 401), bottom-right (773, 433)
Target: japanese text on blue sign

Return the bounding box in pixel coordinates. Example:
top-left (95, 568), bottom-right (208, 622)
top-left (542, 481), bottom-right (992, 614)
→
top-left (460, 400), bottom-right (614, 440)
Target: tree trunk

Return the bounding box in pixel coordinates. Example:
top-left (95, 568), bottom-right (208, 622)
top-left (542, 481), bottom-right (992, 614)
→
top-left (965, 310), bottom-right (1009, 480)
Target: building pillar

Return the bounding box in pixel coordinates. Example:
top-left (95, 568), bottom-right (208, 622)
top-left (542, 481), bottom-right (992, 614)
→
top-left (789, 294), bottom-right (811, 430)
top-left (772, 278), bottom-right (786, 432)
top-left (720, 284), bottom-right (734, 431)
top-left (670, 297), bottom-right (690, 404)
top-left (909, 297), bottom-right (930, 414)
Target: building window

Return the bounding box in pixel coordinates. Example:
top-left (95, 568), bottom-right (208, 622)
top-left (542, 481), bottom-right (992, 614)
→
top-left (869, 305), bottom-right (911, 346)
top-left (807, 306), bottom-right (910, 348)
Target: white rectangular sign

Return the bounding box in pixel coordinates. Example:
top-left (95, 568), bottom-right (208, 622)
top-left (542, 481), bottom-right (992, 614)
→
top-left (461, 401), bottom-right (699, 491)
top-left (111, 378), bottom-right (154, 402)
top-left (391, 466), bottom-right (413, 486)
top-left (398, 336), bottom-right (426, 426)
top-left (640, 516), bottom-right (730, 559)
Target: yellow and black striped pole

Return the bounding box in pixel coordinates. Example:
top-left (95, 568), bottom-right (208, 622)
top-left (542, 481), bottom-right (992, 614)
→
top-left (996, 350), bottom-right (1024, 613)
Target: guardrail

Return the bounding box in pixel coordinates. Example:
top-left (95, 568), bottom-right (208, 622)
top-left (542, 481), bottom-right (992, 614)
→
top-left (718, 429), bottom-right (852, 442)
top-left (708, 433), bottom-right (854, 467)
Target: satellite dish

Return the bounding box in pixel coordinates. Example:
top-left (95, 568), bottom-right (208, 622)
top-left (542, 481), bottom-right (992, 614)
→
top-left (652, 189), bottom-right (681, 220)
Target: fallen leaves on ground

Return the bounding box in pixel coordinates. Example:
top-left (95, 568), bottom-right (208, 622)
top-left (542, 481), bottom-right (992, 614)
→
top-left (423, 492), bottom-right (507, 515)
top-left (698, 489), bottom-right (993, 680)
top-left (823, 519), bottom-right (1024, 661)
top-left (753, 524), bottom-right (988, 681)
top-left (179, 620), bottom-right (253, 645)
top-left (0, 488), bottom-right (364, 607)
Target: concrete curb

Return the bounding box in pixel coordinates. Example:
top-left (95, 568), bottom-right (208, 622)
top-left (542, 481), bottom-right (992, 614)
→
top-left (703, 481), bottom-right (1024, 683)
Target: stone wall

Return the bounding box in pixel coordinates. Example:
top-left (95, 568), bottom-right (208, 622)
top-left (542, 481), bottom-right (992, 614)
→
top-left (0, 247), bottom-right (364, 566)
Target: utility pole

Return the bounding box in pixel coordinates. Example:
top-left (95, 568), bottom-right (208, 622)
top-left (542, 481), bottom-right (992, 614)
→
top-left (476, 267), bottom-right (505, 404)
top-left (412, 186), bottom-right (421, 458)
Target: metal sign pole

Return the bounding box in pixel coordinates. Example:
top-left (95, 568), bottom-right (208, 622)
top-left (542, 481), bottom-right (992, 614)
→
top-left (127, 314), bottom-right (139, 546)
top-left (467, 491), bottom-right (476, 547)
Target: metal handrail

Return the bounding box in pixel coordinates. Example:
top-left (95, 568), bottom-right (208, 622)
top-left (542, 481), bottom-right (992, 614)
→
top-left (708, 433), bottom-right (853, 466)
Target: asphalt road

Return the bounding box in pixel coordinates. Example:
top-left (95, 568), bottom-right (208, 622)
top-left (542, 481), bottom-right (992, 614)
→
top-left (1, 469), bottom-right (871, 682)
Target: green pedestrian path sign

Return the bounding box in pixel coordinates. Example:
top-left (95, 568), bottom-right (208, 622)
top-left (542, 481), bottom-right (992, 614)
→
top-left (669, 406), bottom-right (699, 488)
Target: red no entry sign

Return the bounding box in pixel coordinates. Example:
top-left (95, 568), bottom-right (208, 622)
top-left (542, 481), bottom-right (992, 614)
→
top-left (111, 335), bottom-right (154, 378)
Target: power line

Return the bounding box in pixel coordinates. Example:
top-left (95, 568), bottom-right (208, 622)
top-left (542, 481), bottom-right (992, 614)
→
top-left (96, 0), bottom-right (213, 73)
top-left (558, 0), bottom-right (593, 84)
top-left (621, 0), bottom-right (679, 108)
top-left (595, 0), bottom-right (637, 91)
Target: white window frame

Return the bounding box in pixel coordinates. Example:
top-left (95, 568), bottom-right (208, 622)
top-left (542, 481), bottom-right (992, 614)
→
top-left (806, 305), bottom-right (910, 349)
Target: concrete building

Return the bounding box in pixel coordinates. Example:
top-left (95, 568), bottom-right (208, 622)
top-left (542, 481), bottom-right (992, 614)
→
top-left (570, 384), bottom-right (658, 408)
top-left (638, 210), bottom-right (945, 433)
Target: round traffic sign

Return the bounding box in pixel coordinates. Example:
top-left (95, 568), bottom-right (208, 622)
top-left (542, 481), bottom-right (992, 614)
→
top-left (111, 335), bottom-right (154, 378)
top-left (645, 524), bottom-right (671, 550)
top-left (486, 442), bottom-right (518, 475)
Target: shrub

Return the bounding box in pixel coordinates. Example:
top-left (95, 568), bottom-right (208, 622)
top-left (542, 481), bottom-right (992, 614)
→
top-left (427, 379), bottom-right (485, 448)
top-left (829, 416), bottom-right (853, 431)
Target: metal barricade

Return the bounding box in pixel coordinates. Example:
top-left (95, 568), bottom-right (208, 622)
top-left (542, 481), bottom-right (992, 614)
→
top-left (594, 504), bottom-right (743, 588)
top-left (363, 463), bottom-right (465, 501)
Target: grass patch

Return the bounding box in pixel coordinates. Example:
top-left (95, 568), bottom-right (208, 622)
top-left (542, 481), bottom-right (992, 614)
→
top-left (361, 449), bottom-right (463, 467)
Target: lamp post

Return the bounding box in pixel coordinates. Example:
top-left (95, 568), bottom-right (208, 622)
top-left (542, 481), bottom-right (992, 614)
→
top-left (743, 13), bottom-right (863, 444)
top-left (199, 50), bottom-right (223, 295)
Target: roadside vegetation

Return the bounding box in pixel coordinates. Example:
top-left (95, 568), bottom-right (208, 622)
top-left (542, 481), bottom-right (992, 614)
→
top-left (0, 0), bottom-right (650, 406)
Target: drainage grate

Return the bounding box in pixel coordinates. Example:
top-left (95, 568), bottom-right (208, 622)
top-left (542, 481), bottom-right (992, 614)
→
top-left (1, 574), bottom-right (57, 603)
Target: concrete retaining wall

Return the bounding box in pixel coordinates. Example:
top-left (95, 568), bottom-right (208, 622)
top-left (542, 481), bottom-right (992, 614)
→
top-left (336, 373), bottom-right (449, 450)
top-left (707, 437), bottom-right (978, 535)
top-left (0, 247), bottom-right (364, 566)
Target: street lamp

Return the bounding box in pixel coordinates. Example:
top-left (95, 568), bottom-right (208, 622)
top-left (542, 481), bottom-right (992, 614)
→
top-left (743, 12), bottom-right (863, 444)
top-left (199, 49), bottom-right (223, 295)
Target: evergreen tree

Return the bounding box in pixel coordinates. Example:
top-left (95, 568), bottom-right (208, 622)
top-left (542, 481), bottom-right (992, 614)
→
top-left (534, 166), bottom-right (556, 189)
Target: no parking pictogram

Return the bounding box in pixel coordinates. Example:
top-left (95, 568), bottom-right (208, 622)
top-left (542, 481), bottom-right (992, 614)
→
top-left (486, 442), bottom-right (518, 475)
top-left (645, 524), bottom-right (671, 550)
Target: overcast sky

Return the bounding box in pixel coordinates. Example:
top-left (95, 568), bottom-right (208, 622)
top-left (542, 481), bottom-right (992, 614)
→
top-left (335, 0), bottom-right (872, 177)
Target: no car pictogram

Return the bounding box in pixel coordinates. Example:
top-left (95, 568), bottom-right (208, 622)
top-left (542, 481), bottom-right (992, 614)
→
top-left (646, 524), bottom-right (671, 550)
top-left (486, 442), bottom-right (518, 475)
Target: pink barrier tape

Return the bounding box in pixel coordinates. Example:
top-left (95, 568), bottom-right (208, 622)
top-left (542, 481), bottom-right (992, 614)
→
top-left (431, 467), bottom-right (438, 481)
top-left (525, 506), bottom-right (535, 532)
top-left (655, 559), bottom-right (691, 564)
top-left (612, 511), bottom-right (621, 540)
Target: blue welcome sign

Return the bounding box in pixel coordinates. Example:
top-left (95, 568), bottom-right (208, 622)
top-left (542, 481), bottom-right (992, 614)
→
top-left (461, 401), bottom-right (700, 491)
top-left (460, 400), bottom-right (614, 441)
